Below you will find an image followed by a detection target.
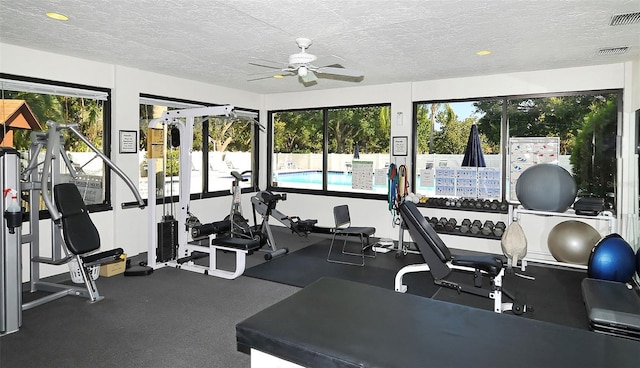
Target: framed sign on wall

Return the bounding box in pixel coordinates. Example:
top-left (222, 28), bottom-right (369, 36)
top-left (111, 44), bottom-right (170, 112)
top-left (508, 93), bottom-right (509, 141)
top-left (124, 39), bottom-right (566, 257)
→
top-left (392, 136), bottom-right (408, 156)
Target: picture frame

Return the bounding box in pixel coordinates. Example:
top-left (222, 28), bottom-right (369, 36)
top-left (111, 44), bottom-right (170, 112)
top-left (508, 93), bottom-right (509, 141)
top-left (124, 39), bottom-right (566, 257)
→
top-left (119, 130), bottom-right (138, 154)
top-left (392, 136), bottom-right (408, 156)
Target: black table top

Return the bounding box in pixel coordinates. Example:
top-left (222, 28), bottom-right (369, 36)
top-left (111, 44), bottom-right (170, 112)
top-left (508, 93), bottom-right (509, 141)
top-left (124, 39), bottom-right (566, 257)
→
top-left (237, 277), bottom-right (640, 368)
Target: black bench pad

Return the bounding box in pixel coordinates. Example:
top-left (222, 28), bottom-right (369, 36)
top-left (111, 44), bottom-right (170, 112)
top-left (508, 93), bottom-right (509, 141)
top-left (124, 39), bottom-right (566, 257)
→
top-left (213, 236), bottom-right (261, 251)
top-left (237, 277), bottom-right (640, 368)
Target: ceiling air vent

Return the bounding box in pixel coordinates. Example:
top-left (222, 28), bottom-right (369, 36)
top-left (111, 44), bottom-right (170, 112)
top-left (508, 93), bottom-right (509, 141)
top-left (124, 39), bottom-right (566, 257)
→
top-left (610, 12), bottom-right (640, 26)
top-left (598, 46), bottom-right (629, 55)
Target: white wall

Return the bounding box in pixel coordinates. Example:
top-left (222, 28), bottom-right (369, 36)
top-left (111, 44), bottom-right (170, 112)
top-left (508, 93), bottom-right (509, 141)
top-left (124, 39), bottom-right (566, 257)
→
top-left (2, 41), bottom-right (639, 279)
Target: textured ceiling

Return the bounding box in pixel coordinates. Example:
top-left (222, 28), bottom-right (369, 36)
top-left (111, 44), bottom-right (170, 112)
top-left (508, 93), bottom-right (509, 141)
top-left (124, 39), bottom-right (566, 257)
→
top-left (1, 0), bottom-right (639, 94)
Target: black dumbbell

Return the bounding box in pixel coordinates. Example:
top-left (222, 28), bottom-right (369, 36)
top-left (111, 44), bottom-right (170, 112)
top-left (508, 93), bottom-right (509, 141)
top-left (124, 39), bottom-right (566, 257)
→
top-left (461, 199), bottom-right (469, 208)
top-left (435, 217), bottom-right (448, 231)
top-left (481, 220), bottom-right (495, 236)
top-left (428, 217), bottom-right (438, 227)
top-left (490, 200), bottom-right (500, 211)
top-left (459, 219), bottom-right (472, 233)
top-left (499, 200), bottom-right (509, 212)
top-left (483, 200), bottom-right (491, 209)
top-left (470, 220), bottom-right (482, 235)
top-left (493, 221), bottom-right (507, 237)
top-left (475, 200), bottom-right (483, 209)
top-left (444, 218), bottom-right (457, 232)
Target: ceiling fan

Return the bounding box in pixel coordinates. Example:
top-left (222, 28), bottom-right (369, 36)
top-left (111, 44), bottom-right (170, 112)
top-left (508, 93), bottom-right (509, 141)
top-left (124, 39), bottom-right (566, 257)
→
top-left (249, 38), bottom-right (364, 85)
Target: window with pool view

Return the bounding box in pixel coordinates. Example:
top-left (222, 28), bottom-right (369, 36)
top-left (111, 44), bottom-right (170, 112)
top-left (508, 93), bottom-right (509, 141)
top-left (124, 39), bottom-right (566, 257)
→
top-left (270, 104), bottom-right (391, 195)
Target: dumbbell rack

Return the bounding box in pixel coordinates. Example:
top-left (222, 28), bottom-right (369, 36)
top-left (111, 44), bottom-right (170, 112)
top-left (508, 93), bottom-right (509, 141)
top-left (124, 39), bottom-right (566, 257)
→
top-left (413, 197), bottom-right (509, 241)
top-left (419, 197), bottom-right (509, 214)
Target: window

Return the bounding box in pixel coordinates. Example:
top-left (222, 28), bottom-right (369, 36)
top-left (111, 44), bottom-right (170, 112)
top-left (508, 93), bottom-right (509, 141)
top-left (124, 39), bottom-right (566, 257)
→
top-left (414, 91), bottom-right (620, 208)
top-left (415, 99), bottom-right (502, 199)
top-left (502, 92), bottom-right (619, 202)
top-left (1, 74), bottom-right (110, 214)
top-left (139, 95), bottom-right (257, 201)
top-left (270, 104), bottom-right (390, 196)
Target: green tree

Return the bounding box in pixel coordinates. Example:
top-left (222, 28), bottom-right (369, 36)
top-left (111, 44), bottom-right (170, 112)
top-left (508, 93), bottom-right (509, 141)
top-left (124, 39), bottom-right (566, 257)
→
top-left (570, 100), bottom-right (617, 196)
top-left (273, 110), bottom-right (323, 153)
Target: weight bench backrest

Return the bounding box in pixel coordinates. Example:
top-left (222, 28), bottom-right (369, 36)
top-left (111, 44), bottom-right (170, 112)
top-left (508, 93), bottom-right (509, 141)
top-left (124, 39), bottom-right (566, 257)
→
top-left (54, 183), bottom-right (100, 255)
top-left (398, 201), bottom-right (452, 280)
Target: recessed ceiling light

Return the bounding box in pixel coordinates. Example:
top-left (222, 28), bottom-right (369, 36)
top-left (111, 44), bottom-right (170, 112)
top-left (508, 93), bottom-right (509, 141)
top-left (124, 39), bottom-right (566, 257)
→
top-left (273, 75), bottom-right (284, 79)
top-left (46, 12), bottom-right (69, 21)
top-left (476, 50), bottom-right (491, 56)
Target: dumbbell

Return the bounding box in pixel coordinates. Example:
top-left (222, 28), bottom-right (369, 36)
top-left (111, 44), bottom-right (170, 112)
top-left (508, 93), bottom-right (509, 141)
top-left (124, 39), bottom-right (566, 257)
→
top-left (483, 200), bottom-right (491, 210)
top-left (499, 200), bottom-right (509, 212)
top-left (435, 217), bottom-right (448, 231)
top-left (475, 200), bottom-right (483, 209)
top-left (459, 219), bottom-right (472, 233)
top-left (428, 217), bottom-right (438, 227)
top-left (490, 200), bottom-right (500, 211)
top-left (461, 199), bottom-right (470, 208)
top-left (493, 221), bottom-right (507, 237)
top-left (444, 218), bottom-right (457, 232)
top-left (470, 220), bottom-right (483, 235)
top-left (481, 220), bottom-right (495, 236)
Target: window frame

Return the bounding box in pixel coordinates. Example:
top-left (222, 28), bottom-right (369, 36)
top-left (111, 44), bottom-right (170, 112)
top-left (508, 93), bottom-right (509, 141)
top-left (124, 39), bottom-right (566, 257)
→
top-left (136, 94), bottom-right (259, 207)
top-left (412, 88), bottom-right (623, 204)
top-left (267, 103), bottom-right (391, 200)
top-left (0, 73), bottom-right (113, 217)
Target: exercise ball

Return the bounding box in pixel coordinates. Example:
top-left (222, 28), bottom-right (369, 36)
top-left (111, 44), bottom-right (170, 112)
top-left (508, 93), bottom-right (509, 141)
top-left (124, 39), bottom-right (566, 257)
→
top-left (547, 220), bottom-right (600, 265)
top-left (636, 247), bottom-right (640, 278)
top-left (516, 164), bottom-right (577, 212)
top-left (588, 234), bottom-right (636, 283)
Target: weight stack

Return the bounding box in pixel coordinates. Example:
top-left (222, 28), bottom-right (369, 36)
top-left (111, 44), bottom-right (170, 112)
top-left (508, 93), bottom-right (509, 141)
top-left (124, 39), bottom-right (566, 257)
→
top-left (157, 215), bottom-right (178, 262)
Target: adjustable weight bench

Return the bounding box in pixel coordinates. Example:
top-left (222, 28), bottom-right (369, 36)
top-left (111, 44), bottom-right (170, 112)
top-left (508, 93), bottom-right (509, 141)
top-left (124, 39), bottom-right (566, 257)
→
top-left (181, 220), bottom-right (262, 279)
top-left (395, 200), bottom-right (528, 314)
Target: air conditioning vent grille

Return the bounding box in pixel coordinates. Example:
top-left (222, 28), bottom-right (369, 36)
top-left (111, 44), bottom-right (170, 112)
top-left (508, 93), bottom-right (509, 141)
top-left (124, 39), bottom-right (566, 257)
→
top-left (598, 46), bottom-right (629, 55)
top-left (610, 12), bottom-right (640, 26)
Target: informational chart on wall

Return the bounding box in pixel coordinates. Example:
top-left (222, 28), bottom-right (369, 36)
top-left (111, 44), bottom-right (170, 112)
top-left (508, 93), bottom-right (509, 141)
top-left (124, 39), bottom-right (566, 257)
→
top-left (351, 160), bottom-right (373, 190)
top-left (509, 137), bottom-right (560, 201)
top-left (432, 166), bottom-right (501, 199)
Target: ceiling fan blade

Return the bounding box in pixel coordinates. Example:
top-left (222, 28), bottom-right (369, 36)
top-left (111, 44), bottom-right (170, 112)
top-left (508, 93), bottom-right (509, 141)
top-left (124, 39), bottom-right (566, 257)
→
top-left (248, 70), bottom-right (296, 82)
top-left (316, 66), bottom-right (364, 78)
top-left (249, 62), bottom-right (283, 70)
top-left (247, 75), bottom-right (280, 81)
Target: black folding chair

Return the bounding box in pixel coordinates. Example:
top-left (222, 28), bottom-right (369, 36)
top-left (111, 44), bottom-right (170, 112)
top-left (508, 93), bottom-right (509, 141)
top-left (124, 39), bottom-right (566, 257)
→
top-left (327, 205), bottom-right (376, 266)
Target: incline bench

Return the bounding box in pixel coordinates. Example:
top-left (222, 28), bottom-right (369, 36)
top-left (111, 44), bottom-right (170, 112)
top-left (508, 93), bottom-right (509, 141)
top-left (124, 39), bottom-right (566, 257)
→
top-left (237, 277), bottom-right (640, 368)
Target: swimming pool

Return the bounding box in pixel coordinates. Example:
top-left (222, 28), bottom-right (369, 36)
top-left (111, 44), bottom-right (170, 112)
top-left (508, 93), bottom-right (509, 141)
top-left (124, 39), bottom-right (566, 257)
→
top-left (275, 170), bottom-right (386, 192)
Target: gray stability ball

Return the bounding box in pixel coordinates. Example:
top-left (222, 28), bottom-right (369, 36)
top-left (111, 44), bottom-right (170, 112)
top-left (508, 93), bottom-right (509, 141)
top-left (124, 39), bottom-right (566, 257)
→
top-left (548, 220), bottom-right (601, 265)
top-left (516, 164), bottom-right (577, 212)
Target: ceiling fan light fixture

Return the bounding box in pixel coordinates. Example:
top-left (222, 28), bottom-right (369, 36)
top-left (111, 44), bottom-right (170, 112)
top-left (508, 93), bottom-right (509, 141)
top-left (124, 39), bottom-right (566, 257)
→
top-left (298, 66), bottom-right (308, 77)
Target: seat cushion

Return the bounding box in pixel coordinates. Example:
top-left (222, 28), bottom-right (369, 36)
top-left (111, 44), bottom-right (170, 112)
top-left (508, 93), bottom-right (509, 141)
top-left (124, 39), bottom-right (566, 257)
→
top-left (213, 236), bottom-right (261, 251)
top-left (338, 226), bottom-right (376, 236)
top-left (451, 254), bottom-right (504, 277)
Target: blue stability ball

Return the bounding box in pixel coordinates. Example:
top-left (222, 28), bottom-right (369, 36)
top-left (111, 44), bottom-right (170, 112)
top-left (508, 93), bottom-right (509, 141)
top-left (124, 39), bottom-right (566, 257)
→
top-left (515, 164), bottom-right (577, 212)
top-left (637, 248), bottom-right (640, 278)
top-left (588, 234), bottom-right (636, 283)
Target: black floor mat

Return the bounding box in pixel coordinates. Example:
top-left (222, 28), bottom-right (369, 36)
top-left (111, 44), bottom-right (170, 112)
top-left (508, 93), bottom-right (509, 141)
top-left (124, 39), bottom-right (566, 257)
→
top-left (244, 239), bottom-right (440, 297)
top-left (245, 239), bottom-right (590, 330)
